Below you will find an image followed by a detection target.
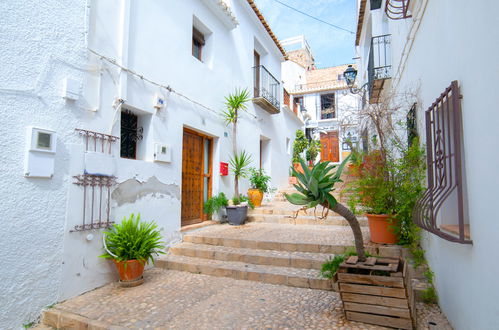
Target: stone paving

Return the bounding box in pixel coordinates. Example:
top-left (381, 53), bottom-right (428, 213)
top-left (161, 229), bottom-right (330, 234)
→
top-left (186, 222), bottom-right (371, 246)
top-left (42, 268), bottom-right (452, 329)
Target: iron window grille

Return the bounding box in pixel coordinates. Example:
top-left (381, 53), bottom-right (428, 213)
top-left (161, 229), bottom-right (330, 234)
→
top-left (320, 93), bottom-right (336, 119)
top-left (413, 81), bottom-right (471, 244)
top-left (385, 0), bottom-right (412, 20)
top-left (406, 103), bottom-right (418, 146)
top-left (72, 129), bottom-right (119, 232)
top-left (120, 110), bottom-right (143, 159)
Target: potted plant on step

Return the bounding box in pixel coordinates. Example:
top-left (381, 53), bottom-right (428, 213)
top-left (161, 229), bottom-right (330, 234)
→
top-left (305, 139), bottom-right (321, 166)
top-left (247, 167), bottom-right (271, 207)
top-left (292, 129), bottom-right (308, 173)
top-left (204, 192), bottom-right (229, 222)
top-left (101, 213), bottom-right (165, 286)
top-left (285, 157), bottom-right (416, 329)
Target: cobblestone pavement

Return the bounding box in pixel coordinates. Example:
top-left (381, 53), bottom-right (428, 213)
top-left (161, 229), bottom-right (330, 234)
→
top-left (49, 268), bottom-right (452, 329)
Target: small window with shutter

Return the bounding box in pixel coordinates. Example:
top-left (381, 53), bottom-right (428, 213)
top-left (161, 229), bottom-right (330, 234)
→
top-left (192, 27), bottom-right (205, 61)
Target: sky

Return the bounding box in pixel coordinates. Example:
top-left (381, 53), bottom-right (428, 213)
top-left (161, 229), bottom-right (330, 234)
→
top-left (253, 0), bottom-right (357, 68)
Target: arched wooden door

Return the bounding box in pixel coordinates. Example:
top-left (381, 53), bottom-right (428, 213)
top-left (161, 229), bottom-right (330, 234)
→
top-left (181, 128), bottom-right (212, 226)
top-left (320, 131), bottom-right (340, 163)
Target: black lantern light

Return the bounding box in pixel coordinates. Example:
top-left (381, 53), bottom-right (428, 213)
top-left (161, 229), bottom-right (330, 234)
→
top-left (343, 65), bottom-right (358, 88)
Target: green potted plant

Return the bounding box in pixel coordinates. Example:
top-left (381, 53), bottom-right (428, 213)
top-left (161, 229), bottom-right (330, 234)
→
top-left (305, 139), bottom-right (321, 166)
top-left (101, 214), bottom-right (165, 286)
top-left (204, 192), bottom-right (229, 222)
top-left (247, 167), bottom-right (271, 207)
top-left (226, 150), bottom-right (252, 225)
top-left (292, 130), bottom-right (308, 173)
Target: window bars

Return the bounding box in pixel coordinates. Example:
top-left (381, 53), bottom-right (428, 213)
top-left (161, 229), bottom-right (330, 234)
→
top-left (385, 0), bottom-right (412, 20)
top-left (72, 129), bottom-right (119, 232)
top-left (413, 81), bottom-right (472, 244)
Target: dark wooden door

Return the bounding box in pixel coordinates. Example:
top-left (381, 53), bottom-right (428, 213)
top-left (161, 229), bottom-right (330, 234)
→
top-left (320, 131), bottom-right (340, 162)
top-left (181, 129), bottom-right (212, 226)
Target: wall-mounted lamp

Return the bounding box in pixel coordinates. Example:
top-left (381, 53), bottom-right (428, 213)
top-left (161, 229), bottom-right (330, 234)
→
top-left (343, 65), bottom-right (369, 94)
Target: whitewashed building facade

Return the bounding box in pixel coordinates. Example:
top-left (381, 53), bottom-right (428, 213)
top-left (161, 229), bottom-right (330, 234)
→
top-left (281, 36), bottom-right (360, 163)
top-left (0, 0), bottom-right (302, 327)
top-left (355, 1), bottom-right (499, 329)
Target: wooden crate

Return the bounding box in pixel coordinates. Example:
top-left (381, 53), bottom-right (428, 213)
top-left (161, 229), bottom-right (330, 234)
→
top-left (337, 257), bottom-right (416, 330)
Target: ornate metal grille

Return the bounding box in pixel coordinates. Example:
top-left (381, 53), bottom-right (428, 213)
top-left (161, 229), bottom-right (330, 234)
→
top-left (413, 81), bottom-right (471, 244)
top-left (120, 110), bottom-right (143, 159)
top-left (253, 65), bottom-right (280, 109)
top-left (75, 128), bottom-right (119, 154)
top-left (385, 0), bottom-right (412, 20)
top-left (406, 103), bottom-right (418, 146)
top-left (72, 174), bottom-right (117, 232)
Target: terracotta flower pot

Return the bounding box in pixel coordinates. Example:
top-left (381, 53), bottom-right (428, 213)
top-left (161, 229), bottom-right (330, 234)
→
top-left (113, 259), bottom-right (145, 282)
top-left (293, 162), bottom-right (304, 173)
top-left (289, 176), bottom-right (298, 185)
top-left (247, 188), bottom-right (264, 207)
top-left (366, 214), bottom-right (398, 244)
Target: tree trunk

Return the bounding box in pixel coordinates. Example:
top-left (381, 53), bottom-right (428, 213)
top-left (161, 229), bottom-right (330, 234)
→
top-left (234, 176), bottom-right (239, 198)
top-left (326, 202), bottom-right (366, 261)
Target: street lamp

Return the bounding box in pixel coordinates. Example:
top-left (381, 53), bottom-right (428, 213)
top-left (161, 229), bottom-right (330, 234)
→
top-left (343, 64), bottom-right (368, 94)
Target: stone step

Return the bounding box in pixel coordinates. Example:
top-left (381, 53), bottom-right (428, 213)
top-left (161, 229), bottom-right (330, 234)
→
top-left (247, 214), bottom-right (368, 227)
top-left (170, 242), bottom-right (331, 270)
top-left (183, 233), bottom-right (353, 254)
top-left (156, 254), bottom-right (333, 291)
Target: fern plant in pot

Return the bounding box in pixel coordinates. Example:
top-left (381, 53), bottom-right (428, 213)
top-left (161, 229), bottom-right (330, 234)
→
top-left (101, 214), bottom-right (165, 286)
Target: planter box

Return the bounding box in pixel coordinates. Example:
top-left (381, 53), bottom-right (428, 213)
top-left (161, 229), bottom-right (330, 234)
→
top-left (338, 257), bottom-right (415, 329)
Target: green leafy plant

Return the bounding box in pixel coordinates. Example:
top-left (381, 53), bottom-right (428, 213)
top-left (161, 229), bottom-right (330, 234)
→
top-left (232, 195), bottom-right (255, 209)
top-left (204, 192), bottom-right (229, 216)
top-left (229, 150), bottom-right (252, 198)
top-left (305, 139), bottom-right (321, 163)
top-left (321, 249), bottom-right (373, 279)
top-left (284, 155), bottom-right (366, 260)
top-left (292, 130), bottom-right (308, 163)
top-left (101, 213), bottom-right (165, 264)
top-left (221, 88), bottom-right (251, 155)
top-left (249, 167), bottom-right (271, 193)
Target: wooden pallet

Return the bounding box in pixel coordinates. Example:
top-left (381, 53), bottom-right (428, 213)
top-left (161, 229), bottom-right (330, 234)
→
top-left (338, 257), bottom-right (415, 329)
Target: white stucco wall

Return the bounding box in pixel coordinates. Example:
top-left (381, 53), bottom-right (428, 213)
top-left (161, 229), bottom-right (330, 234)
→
top-left (356, 1), bottom-right (499, 329)
top-left (0, 0), bottom-right (301, 328)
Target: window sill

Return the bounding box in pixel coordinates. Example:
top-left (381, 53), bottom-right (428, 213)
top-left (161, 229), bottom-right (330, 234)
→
top-left (440, 224), bottom-right (471, 240)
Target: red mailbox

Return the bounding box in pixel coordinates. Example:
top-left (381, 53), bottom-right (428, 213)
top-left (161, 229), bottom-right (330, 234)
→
top-left (220, 162), bottom-right (229, 176)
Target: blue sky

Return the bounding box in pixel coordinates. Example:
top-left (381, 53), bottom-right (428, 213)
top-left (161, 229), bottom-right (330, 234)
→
top-left (253, 0), bottom-right (357, 68)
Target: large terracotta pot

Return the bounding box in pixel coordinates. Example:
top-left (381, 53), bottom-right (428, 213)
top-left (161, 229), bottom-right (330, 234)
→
top-left (113, 259), bottom-right (145, 282)
top-left (247, 188), bottom-right (264, 207)
top-left (289, 176), bottom-right (298, 185)
top-left (366, 214), bottom-right (398, 244)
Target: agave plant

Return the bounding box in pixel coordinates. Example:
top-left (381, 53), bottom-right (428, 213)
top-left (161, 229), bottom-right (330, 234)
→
top-left (284, 156), bottom-right (366, 261)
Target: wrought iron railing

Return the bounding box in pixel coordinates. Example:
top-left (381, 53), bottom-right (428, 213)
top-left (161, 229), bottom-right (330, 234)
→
top-left (385, 0), bottom-right (412, 20)
top-left (413, 81), bottom-right (471, 244)
top-left (368, 34), bottom-right (391, 97)
top-left (253, 65), bottom-right (280, 109)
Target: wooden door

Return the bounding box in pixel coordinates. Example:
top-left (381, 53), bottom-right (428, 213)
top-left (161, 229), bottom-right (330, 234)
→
top-left (254, 51), bottom-right (260, 97)
top-left (320, 131), bottom-right (340, 162)
top-left (181, 129), bottom-right (212, 226)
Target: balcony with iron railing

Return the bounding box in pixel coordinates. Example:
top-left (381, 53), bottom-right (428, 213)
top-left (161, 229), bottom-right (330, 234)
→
top-left (368, 34), bottom-right (391, 103)
top-left (253, 65), bottom-right (280, 114)
top-left (385, 0), bottom-right (412, 20)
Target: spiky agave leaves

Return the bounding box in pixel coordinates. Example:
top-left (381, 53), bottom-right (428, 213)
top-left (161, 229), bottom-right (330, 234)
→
top-left (285, 155), bottom-right (350, 211)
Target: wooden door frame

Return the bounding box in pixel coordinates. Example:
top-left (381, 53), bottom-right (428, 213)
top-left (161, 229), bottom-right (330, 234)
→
top-left (320, 130), bottom-right (340, 163)
top-left (182, 127), bottom-right (213, 225)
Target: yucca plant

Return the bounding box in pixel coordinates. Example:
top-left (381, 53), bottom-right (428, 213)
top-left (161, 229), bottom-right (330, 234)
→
top-left (229, 150), bottom-right (252, 198)
top-left (101, 213), bottom-right (165, 264)
top-left (222, 88), bottom-right (251, 155)
top-left (284, 156), bottom-right (366, 261)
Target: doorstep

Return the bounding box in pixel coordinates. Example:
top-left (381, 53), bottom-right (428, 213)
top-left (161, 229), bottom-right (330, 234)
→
top-left (180, 220), bottom-right (218, 233)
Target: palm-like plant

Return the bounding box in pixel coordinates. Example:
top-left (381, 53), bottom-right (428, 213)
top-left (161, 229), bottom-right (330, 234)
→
top-left (222, 88), bottom-right (251, 155)
top-left (284, 156), bottom-right (366, 261)
top-left (229, 150), bottom-right (252, 198)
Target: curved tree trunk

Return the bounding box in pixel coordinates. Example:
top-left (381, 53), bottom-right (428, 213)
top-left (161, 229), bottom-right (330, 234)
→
top-left (325, 202), bottom-right (366, 261)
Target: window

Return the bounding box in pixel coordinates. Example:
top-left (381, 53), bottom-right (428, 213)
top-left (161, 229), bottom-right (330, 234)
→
top-left (192, 27), bottom-right (205, 61)
top-left (293, 96), bottom-right (303, 114)
top-left (120, 110), bottom-right (143, 159)
top-left (413, 81), bottom-right (471, 244)
top-left (406, 103), bottom-right (418, 146)
top-left (370, 0), bottom-right (382, 10)
top-left (320, 93), bottom-right (336, 119)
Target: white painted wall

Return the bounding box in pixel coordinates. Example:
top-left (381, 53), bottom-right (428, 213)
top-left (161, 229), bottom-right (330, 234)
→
top-left (0, 0), bottom-right (301, 328)
top-left (356, 0), bottom-right (499, 329)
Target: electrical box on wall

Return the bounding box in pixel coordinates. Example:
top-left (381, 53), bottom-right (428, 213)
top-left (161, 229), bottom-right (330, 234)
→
top-left (153, 143), bottom-right (171, 162)
top-left (153, 93), bottom-right (166, 109)
top-left (62, 77), bottom-right (81, 101)
top-left (24, 126), bottom-right (56, 178)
